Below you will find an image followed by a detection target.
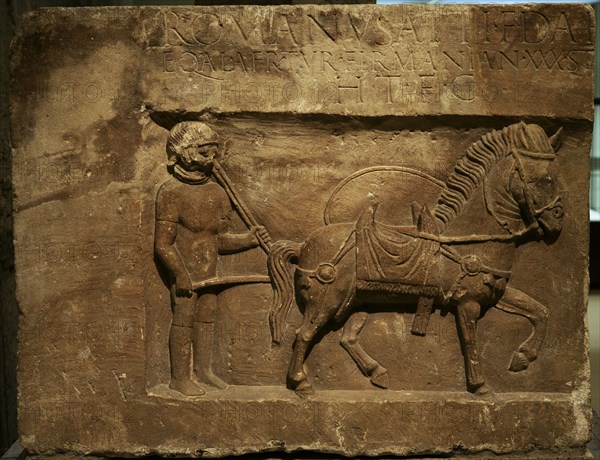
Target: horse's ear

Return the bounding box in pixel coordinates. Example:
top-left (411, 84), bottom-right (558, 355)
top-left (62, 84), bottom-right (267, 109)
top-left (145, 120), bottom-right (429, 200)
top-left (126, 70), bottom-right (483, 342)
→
top-left (549, 127), bottom-right (563, 153)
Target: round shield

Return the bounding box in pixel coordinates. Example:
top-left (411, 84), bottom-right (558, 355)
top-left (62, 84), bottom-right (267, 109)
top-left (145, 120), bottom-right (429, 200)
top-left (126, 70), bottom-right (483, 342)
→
top-left (323, 166), bottom-right (445, 226)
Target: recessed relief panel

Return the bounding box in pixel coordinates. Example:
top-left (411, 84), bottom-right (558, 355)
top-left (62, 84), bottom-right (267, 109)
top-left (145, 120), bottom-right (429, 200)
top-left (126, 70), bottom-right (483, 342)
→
top-left (11, 5), bottom-right (592, 458)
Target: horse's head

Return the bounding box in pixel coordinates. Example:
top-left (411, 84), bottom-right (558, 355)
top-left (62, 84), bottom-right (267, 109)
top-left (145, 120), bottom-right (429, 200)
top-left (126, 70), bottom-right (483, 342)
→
top-left (507, 124), bottom-right (564, 244)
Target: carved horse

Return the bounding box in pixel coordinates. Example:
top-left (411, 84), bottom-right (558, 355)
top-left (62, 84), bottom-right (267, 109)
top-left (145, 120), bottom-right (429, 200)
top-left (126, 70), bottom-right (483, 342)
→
top-left (267, 122), bottom-right (564, 396)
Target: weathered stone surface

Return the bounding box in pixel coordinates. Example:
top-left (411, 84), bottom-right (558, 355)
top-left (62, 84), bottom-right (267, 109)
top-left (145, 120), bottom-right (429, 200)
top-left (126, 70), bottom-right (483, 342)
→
top-left (10, 5), bottom-right (593, 458)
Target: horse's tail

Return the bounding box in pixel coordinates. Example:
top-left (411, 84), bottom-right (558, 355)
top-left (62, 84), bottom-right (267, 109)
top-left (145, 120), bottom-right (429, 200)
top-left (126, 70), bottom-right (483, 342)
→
top-left (268, 240), bottom-right (302, 346)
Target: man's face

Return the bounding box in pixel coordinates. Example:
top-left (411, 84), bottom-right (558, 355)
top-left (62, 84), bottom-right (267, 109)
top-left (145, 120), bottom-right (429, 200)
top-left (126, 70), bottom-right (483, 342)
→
top-left (177, 142), bottom-right (219, 175)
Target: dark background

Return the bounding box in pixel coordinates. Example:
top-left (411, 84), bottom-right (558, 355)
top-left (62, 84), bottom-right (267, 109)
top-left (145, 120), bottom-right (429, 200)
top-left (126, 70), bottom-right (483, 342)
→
top-left (593, 223), bottom-right (599, 287)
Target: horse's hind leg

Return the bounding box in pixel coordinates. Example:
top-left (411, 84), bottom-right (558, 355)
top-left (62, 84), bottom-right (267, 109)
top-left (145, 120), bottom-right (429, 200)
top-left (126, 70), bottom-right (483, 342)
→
top-left (456, 299), bottom-right (490, 395)
top-left (494, 286), bottom-right (549, 372)
top-left (287, 311), bottom-right (313, 395)
top-left (287, 292), bottom-right (339, 396)
top-left (340, 312), bottom-right (389, 389)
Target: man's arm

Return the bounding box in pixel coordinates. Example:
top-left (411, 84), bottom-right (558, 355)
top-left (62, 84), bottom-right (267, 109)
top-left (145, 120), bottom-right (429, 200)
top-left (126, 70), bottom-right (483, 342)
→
top-left (218, 229), bottom-right (259, 254)
top-left (155, 220), bottom-right (193, 296)
top-left (216, 189), bottom-right (268, 253)
top-left (155, 185), bottom-right (193, 296)
top-left (155, 220), bottom-right (185, 278)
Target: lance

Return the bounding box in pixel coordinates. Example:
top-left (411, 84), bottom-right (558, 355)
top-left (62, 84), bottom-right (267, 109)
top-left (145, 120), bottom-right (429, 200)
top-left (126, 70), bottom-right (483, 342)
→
top-left (192, 275), bottom-right (270, 291)
top-left (212, 161), bottom-right (272, 255)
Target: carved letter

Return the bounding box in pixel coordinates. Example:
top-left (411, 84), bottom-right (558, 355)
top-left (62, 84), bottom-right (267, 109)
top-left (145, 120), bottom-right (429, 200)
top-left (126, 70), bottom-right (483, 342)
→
top-left (192, 13), bottom-right (223, 45)
top-left (163, 12), bottom-right (193, 46)
top-left (550, 12), bottom-right (578, 43)
top-left (308, 12), bottom-right (338, 43)
top-left (521, 11), bottom-right (549, 44)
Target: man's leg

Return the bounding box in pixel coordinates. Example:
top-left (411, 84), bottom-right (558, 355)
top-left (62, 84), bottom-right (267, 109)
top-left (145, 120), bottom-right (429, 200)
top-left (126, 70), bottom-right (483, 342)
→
top-left (194, 291), bottom-right (227, 389)
top-left (170, 292), bottom-right (205, 396)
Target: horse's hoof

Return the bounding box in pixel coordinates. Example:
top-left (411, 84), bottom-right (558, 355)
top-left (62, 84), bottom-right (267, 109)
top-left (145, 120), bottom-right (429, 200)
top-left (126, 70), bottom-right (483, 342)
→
top-left (370, 367), bottom-right (389, 389)
top-left (509, 351), bottom-right (530, 372)
top-left (294, 381), bottom-right (314, 398)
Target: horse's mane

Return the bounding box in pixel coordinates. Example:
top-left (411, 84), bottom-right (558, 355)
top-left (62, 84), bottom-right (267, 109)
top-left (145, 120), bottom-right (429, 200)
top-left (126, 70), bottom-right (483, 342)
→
top-left (433, 122), bottom-right (553, 229)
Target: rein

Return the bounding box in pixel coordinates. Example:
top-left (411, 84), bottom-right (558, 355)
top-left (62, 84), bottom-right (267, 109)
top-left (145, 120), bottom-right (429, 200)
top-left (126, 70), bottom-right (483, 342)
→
top-left (390, 222), bottom-right (540, 245)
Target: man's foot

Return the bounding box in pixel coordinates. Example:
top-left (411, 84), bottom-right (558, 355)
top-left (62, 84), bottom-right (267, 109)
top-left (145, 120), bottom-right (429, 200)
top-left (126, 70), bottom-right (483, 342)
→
top-left (170, 378), bottom-right (205, 396)
top-left (197, 369), bottom-right (228, 389)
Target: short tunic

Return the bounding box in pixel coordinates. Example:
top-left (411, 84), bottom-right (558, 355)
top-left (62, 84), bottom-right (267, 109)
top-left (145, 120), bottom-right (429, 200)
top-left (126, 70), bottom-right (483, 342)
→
top-left (156, 178), bottom-right (232, 283)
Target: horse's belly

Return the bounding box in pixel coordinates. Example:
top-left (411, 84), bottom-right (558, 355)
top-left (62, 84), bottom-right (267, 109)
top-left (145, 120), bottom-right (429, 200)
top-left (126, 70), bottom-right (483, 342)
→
top-left (355, 289), bottom-right (423, 307)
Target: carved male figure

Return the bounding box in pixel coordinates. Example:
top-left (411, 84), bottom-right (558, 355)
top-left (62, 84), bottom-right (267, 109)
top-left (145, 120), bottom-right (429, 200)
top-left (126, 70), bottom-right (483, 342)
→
top-left (155, 121), bottom-right (269, 396)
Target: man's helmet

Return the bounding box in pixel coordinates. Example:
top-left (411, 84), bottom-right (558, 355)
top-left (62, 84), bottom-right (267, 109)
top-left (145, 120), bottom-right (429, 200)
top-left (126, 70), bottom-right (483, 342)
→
top-left (167, 121), bottom-right (220, 167)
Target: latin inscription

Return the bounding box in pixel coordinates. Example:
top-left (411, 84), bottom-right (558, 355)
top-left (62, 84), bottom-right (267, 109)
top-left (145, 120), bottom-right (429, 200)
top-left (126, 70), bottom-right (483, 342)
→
top-left (161, 9), bottom-right (593, 47)
top-left (151, 6), bottom-right (593, 110)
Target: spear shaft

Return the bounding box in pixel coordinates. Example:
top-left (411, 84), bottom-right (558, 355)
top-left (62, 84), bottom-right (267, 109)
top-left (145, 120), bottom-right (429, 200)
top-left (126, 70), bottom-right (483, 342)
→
top-left (212, 161), bottom-right (272, 255)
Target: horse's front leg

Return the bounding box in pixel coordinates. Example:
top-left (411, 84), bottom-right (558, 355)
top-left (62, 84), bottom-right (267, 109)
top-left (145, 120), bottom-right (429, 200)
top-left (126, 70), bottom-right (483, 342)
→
top-left (494, 286), bottom-right (549, 372)
top-left (456, 299), bottom-right (490, 394)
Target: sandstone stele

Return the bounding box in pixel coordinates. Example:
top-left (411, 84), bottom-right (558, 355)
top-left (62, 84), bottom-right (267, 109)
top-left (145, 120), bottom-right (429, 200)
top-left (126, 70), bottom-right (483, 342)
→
top-left (10, 4), bottom-right (594, 459)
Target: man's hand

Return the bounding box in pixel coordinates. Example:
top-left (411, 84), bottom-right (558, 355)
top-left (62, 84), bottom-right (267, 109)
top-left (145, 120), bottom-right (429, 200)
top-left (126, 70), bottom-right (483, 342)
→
top-left (251, 225), bottom-right (271, 245)
top-left (176, 275), bottom-right (194, 298)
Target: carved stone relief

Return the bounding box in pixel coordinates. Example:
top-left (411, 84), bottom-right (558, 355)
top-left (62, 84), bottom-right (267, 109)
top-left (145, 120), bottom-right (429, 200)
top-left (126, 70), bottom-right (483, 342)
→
top-left (11, 4), bottom-right (593, 459)
top-left (267, 121), bottom-right (564, 396)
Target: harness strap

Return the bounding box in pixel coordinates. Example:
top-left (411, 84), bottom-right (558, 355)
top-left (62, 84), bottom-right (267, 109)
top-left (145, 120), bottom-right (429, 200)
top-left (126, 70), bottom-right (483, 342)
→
top-left (412, 296), bottom-right (435, 336)
top-left (441, 246), bottom-right (510, 279)
top-left (332, 229), bottom-right (356, 265)
top-left (302, 213), bottom-right (523, 289)
top-left (389, 224), bottom-right (539, 245)
top-left (296, 228), bottom-right (356, 285)
top-left (483, 149), bottom-right (560, 238)
top-left (509, 150), bottom-right (539, 229)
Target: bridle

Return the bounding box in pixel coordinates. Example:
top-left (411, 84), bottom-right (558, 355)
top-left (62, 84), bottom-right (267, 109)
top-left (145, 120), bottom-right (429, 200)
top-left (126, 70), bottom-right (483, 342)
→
top-left (483, 148), bottom-right (562, 239)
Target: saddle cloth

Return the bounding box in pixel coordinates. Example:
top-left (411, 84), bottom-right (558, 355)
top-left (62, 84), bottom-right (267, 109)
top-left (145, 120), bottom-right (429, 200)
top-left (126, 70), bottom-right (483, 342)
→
top-left (355, 203), bottom-right (441, 296)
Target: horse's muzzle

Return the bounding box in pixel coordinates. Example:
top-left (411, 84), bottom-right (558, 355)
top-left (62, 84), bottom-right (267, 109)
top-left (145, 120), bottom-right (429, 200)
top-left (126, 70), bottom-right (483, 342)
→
top-left (537, 207), bottom-right (564, 244)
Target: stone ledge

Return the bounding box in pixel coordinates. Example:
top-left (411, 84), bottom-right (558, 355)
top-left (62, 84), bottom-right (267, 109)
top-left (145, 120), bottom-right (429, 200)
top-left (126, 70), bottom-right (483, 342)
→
top-left (20, 389), bottom-right (590, 458)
